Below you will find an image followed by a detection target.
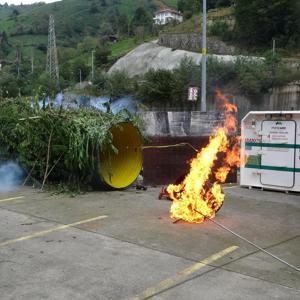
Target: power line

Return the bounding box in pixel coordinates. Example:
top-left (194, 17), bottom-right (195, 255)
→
top-left (46, 14), bottom-right (59, 81)
top-left (194, 209), bottom-right (300, 273)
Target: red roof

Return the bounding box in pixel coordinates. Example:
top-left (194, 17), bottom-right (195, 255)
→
top-left (155, 8), bottom-right (183, 16)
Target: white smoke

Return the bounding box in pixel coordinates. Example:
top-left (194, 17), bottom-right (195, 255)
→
top-left (0, 162), bottom-right (23, 193)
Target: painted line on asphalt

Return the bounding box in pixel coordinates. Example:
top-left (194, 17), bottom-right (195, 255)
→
top-left (0, 215), bottom-right (107, 247)
top-left (0, 196), bottom-right (25, 203)
top-left (131, 245), bottom-right (239, 300)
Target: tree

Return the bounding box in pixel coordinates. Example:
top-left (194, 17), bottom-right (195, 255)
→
top-left (60, 62), bottom-right (72, 81)
top-left (11, 8), bottom-right (19, 17)
top-left (0, 73), bottom-right (19, 98)
top-left (34, 73), bottom-right (59, 97)
top-left (216, 0), bottom-right (232, 8)
top-left (99, 0), bottom-right (107, 7)
top-left (77, 36), bottom-right (99, 53)
top-left (94, 46), bottom-right (111, 66)
top-left (138, 69), bottom-right (175, 104)
top-left (235, 0), bottom-right (300, 46)
top-left (118, 14), bottom-right (129, 35)
top-left (0, 31), bottom-right (10, 57)
top-left (89, 1), bottom-right (99, 14)
top-left (105, 71), bottom-right (134, 99)
top-left (172, 58), bottom-right (200, 104)
top-left (178, 0), bottom-right (230, 19)
top-left (100, 22), bottom-right (114, 36)
top-left (71, 58), bottom-right (89, 82)
top-left (130, 7), bottom-right (153, 35)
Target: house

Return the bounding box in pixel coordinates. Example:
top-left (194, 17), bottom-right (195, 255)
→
top-left (107, 35), bottom-right (118, 43)
top-left (0, 60), bottom-right (8, 70)
top-left (153, 8), bottom-right (183, 25)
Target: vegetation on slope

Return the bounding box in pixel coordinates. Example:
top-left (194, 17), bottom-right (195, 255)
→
top-left (0, 0), bottom-right (299, 100)
top-left (0, 0), bottom-right (164, 96)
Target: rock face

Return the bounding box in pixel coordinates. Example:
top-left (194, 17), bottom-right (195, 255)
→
top-left (108, 41), bottom-right (247, 77)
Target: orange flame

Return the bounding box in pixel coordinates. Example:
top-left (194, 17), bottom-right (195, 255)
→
top-left (167, 91), bottom-right (240, 223)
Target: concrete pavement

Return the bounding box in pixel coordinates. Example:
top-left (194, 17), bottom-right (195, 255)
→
top-left (0, 186), bottom-right (299, 299)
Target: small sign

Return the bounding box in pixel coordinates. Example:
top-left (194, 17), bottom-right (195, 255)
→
top-left (188, 87), bottom-right (199, 101)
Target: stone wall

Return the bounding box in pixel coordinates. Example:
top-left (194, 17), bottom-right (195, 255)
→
top-left (220, 81), bottom-right (300, 124)
top-left (158, 33), bottom-right (235, 55)
top-left (142, 111), bottom-right (225, 137)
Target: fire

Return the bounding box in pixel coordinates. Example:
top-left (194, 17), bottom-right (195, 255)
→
top-left (167, 91), bottom-right (240, 223)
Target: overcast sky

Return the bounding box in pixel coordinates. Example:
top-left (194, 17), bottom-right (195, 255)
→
top-left (0, 0), bottom-right (61, 5)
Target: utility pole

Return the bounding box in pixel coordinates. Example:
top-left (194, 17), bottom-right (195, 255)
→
top-left (272, 38), bottom-right (276, 56)
top-left (91, 50), bottom-right (95, 82)
top-left (79, 69), bottom-right (82, 88)
top-left (16, 46), bottom-right (21, 78)
top-left (200, 0), bottom-right (207, 112)
top-left (31, 47), bottom-right (34, 74)
top-left (46, 15), bottom-right (59, 82)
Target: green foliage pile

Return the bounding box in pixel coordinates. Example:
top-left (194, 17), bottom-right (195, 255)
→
top-left (0, 98), bottom-right (141, 189)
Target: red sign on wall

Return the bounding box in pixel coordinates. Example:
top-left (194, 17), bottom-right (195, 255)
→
top-left (188, 87), bottom-right (199, 101)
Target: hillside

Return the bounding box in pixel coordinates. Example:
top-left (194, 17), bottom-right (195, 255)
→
top-left (1, 0), bottom-right (299, 100)
top-left (0, 0), bottom-right (177, 65)
top-left (0, 2), bottom-right (42, 20)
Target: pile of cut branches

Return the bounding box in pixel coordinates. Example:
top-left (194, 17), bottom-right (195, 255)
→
top-left (0, 98), bottom-right (142, 190)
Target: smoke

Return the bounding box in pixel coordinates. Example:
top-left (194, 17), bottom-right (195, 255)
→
top-left (0, 162), bottom-right (23, 193)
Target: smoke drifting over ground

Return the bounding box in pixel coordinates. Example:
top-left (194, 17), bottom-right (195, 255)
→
top-left (0, 162), bottom-right (23, 193)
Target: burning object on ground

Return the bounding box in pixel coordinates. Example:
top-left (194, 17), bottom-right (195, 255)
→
top-left (166, 91), bottom-right (240, 223)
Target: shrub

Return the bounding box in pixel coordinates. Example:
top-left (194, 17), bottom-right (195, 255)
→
top-left (138, 69), bottom-right (176, 105)
top-left (209, 21), bottom-right (232, 41)
top-left (105, 71), bottom-right (136, 99)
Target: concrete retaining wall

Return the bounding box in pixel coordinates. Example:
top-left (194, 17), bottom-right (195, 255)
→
top-left (158, 33), bottom-right (235, 55)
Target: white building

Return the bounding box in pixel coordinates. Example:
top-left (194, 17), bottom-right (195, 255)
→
top-left (153, 8), bottom-right (183, 25)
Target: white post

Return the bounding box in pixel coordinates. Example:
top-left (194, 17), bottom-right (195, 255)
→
top-left (79, 69), bottom-right (82, 88)
top-left (91, 50), bottom-right (95, 82)
top-left (272, 38), bottom-right (276, 55)
top-left (201, 0), bottom-right (207, 112)
top-left (31, 48), bottom-right (34, 74)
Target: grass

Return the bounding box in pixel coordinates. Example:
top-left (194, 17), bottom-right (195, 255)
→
top-left (109, 36), bottom-right (157, 60)
top-left (118, 0), bottom-right (138, 16)
top-left (161, 14), bottom-right (201, 33)
top-left (9, 35), bottom-right (47, 46)
top-left (0, 19), bottom-right (15, 32)
top-left (160, 7), bottom-right (234, 34)
top-left (0, 3), bottom-right (40, 20)
top-left (208, 6), bottom-right (234, 18)
top-left (109, 38), bottom-right (140, 59)
top-left (162, 0), bottom-right (178, 8)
